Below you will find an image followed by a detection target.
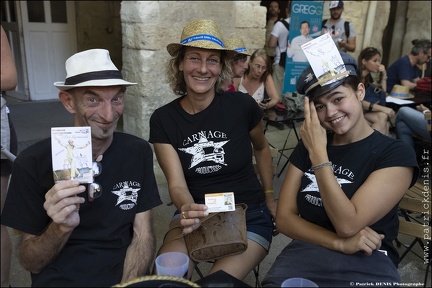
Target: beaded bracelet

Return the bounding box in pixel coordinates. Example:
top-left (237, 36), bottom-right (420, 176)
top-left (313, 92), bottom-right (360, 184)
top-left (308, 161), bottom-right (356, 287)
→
top-left (264, 189), bottom-right (274, 194)
top-left (311, 161), bottom-right (332, 171)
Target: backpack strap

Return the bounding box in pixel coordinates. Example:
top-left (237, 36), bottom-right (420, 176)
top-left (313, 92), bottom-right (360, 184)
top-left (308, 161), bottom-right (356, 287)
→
top-left (344, 21), bottom-right (350, 39)
top-left (280, 19), bottom-right (289, 31)
top-left (321, 19), bottom-right (327, 29)
top-left (276, 19), bottom-right (290, 47)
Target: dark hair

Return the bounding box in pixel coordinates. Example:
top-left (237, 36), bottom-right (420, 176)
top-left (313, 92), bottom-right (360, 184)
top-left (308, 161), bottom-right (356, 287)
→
top-left (358, 47), bottom-right (382, 86)
top-left (232, 54), bottom-right (248, 63)
top-left (411, 39), bottom-right (431, 56)
top-left (300, 21), bottom-right (310, 28)
top-left (340, 75), bottom-right (361, 92)
top-left (244, 49), bottom-right (272, 82)
top-left (266, 1), bottom-right (280, 22)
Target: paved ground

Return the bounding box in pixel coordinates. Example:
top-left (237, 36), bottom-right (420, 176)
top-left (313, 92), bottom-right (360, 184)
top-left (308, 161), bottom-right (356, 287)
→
top-left (3, 97), bottom-right (430, 287)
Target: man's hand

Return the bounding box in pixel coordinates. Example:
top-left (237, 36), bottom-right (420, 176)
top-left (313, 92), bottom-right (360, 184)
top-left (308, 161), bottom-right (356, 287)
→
top-left (43, 180), bottom-right (86, 231)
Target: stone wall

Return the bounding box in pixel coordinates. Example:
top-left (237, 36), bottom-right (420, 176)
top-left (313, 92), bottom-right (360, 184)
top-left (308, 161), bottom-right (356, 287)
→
top-left (119, 1), bottom-right (430, 141)
top-left (75, 1), bottom-right (122, 69)
top-left (403, 1), bottom-right (432, 56)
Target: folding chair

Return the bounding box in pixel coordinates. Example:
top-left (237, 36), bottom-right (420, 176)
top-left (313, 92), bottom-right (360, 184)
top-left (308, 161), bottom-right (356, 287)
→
top-left (262, 109), bottom-right (304, 178)
top-left (396, 182), bottom-right (431, 287)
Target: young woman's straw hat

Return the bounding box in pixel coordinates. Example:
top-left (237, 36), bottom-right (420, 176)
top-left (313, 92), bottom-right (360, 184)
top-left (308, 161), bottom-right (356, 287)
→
top-left (225, 37), bottom-right (250, 56)
top-left (166, 19), bottom-right (236, 58)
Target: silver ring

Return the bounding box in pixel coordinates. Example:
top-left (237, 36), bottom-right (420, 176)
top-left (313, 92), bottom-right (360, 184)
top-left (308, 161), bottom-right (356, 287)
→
top-left (182, 211), bottom-right (187, 219)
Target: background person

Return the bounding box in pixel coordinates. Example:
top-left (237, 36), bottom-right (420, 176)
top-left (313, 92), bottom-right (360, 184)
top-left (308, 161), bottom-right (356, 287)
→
top-left (268, 5), bottom-right (291, 96)
top-left (387, 39), bottom-right (431, 93)
top-left (396, 104), bottom-right (431, 149)
top-left (238, 49), bottom-right (280, 110)
top-left (149, 19), bottom-right (276, 281)
top-left (321, 1), bottom-right (356, 53)
top-left (358, 47), bottom-right (395, 136)
top-left (1, 49), bottom-right (162, 286)
top-left (1, 24), bottom-right (18, 288)
top-left (264, 1), bottom-right (281, 63)
top-left (262, 53), bottom-right (418, 287)
top-left (225, 37), bottom-right (250, 91)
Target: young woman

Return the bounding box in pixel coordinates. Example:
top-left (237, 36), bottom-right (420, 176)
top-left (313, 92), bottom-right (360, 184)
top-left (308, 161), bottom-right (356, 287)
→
top-left (238, 49), bottom-right (280, 110)
top-left (149, 19), bottom-right (276, 281)
top-left (358, 47), bottom-right (395, 136)
top-left (262, 53), bottom-right (418, 287)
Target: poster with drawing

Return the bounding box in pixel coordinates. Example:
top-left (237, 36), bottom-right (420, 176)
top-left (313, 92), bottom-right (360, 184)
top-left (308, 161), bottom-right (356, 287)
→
top-left (301, 33), bottom-right (346, 86)
top-left (51, 127), bottom-right (93, 183)
top-left (283, 0), bottom-right (324, 94)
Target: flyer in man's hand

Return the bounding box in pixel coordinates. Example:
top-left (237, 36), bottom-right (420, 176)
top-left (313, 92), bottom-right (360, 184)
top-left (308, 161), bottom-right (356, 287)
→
top-left (51, 127), bottom-right (93, 183)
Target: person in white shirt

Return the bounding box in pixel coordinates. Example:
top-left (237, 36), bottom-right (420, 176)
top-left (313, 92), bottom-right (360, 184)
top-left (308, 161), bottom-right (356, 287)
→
top-left (287, 21), bottom-right (313, 62)
top-left (268, 6), bottom-right (291, 96)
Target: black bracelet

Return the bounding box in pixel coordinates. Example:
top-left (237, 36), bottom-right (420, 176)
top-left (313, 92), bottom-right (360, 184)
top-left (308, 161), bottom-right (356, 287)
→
top-left (368, 102), bottom-right (374, 112)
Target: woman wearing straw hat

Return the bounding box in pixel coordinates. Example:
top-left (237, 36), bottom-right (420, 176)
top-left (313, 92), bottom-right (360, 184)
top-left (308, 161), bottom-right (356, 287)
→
top-left (224, 37), bottom-right (250, 91)
top-left (262, 51), bottom-right (418, 287)
top-left (149, 19), bottom-right (276, 280)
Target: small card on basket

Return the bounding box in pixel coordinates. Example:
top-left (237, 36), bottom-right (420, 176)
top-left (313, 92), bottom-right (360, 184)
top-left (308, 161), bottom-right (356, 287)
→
top-left (205, 192), bottom-right (235, 213)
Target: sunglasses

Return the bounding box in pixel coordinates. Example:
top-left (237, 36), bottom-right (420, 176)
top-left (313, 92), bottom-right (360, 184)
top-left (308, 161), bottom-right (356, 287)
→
top-left (88, 156), bottom-right (102, 202)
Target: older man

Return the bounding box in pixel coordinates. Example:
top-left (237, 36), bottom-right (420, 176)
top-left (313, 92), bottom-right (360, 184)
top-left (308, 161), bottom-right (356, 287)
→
top-left (1, 49), bottom-right (162, 286)
top-left (387, 39), bottom-right (431, 93)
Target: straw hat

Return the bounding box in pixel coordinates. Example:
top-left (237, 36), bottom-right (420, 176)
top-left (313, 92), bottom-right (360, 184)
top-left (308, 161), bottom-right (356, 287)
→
top-left (225, 37), bottom-right (250, 56)
top-left (389, 85), bottom-right (414, 99)
top-left (166, 19), bottom-right (236, 58)
top-left (54, 49), bottom-right (136, 91)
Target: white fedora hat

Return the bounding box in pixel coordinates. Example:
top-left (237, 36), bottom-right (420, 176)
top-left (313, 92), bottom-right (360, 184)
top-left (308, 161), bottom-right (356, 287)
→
top-left (54, 49), bottom-right (136, 91)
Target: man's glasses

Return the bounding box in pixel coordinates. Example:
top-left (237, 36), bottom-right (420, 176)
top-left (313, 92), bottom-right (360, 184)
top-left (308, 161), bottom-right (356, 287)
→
top-left (88, 155), bottom-right (102, 202)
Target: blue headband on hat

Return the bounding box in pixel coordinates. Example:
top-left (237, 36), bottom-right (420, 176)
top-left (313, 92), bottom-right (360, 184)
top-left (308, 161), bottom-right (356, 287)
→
top-left (181, 34), bottom-right (225, 48)
top-left (234, 47), bottom-right (247, 53)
